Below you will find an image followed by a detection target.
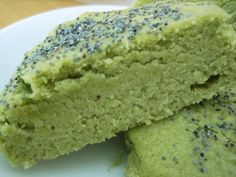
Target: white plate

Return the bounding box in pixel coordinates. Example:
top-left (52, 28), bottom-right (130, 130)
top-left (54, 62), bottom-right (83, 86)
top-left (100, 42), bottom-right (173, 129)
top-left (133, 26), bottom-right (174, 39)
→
top-left (0, 5), bottom-right (128, 177)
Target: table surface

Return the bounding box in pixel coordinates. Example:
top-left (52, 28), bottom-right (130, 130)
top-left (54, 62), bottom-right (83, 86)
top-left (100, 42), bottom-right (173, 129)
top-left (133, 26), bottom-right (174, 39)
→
top-left (0, 0), bottom-right (84, 28)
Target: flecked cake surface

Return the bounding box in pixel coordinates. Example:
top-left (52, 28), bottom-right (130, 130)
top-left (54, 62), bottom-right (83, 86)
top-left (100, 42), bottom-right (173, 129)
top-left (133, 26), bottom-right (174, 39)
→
top-left (134, 0), bottom-right (236, 30)
top-left (126, 88), bottom-right (236, 177)
top-left (0, 2), bottom-right (236, 168)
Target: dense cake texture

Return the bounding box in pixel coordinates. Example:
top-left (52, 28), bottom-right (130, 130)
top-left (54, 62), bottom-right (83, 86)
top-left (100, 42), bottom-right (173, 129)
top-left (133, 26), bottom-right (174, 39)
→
top-left (0, 2), bottom-right (236, 168)
top-left (126, 88), bottom-right (236, 177)
top-left (134, 0), bottom-right (236, 30)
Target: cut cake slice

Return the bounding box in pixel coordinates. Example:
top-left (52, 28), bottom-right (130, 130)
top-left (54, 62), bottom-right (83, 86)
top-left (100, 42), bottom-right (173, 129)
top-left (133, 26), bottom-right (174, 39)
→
top-left (0, 2), bottom-right (236, 168)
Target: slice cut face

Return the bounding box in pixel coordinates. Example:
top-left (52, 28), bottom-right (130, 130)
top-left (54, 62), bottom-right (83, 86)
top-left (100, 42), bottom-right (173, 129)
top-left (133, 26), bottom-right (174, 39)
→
top-left (0, 2), bottom-right (236, 168)
top-left (126, 88), bottom-right (236, 177)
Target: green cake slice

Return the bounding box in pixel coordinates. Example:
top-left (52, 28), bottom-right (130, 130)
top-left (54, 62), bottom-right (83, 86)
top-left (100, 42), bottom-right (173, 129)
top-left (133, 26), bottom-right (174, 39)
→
top-left (126, 88), bottom-right (236, 177)
top-left (133, 0), bottom-right (236, 30)
top-left (0, 2), bottom-right (236, 168)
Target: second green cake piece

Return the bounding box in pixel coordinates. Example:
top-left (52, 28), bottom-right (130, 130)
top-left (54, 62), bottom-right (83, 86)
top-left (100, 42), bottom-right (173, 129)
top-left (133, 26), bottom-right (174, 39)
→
top-left (126, 88), bottom-right (236, 177)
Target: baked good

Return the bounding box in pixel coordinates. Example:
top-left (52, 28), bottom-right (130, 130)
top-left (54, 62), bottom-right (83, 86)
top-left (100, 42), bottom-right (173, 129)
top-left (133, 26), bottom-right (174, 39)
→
top-left (0, 2), bottom-right (236, 168)
top-left (126, 88), bottom-right (236, 177)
